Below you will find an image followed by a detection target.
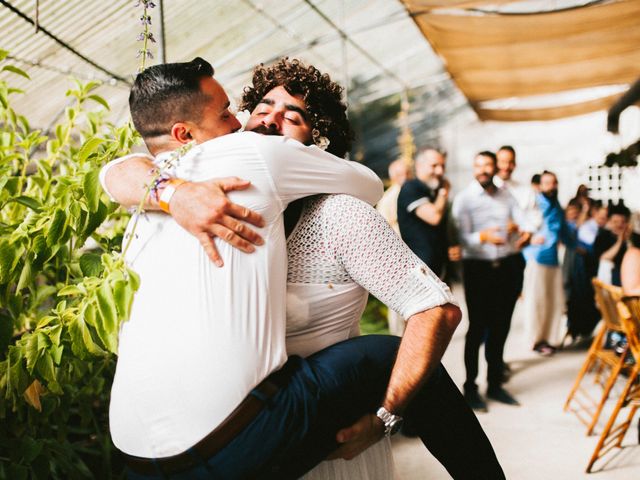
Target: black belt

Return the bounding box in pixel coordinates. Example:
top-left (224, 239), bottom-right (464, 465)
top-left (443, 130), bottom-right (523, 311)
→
top-left (123, 378), bottom-right (280, 476)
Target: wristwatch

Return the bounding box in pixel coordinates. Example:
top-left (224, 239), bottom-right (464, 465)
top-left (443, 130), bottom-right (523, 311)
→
top-left (376, 407), bottom-right (404, 437)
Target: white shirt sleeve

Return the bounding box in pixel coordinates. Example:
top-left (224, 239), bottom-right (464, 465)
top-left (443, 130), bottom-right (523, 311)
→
top-left (255, 135), bottom-right (383, 207)
top-left (99, 153), bottom-right (155, 202)
top-left (328, 195), bottom-right (456, 319)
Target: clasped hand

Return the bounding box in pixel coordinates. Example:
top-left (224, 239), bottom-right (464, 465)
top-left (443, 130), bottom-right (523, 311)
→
top-left (170, 177), bottom-right (265, 266)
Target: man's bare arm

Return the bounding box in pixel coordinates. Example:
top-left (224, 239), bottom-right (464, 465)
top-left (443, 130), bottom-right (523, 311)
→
top-left (330, 303), bottom-right (461, 459)
top-left (414, 187), bottom-right (448, 226)
top-left (102, 156), bottom-right (265, 266)
top-left (382, 303), bottom-right (461, 414)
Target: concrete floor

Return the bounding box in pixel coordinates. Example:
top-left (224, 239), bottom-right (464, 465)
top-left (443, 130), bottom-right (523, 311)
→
top-left (391, 287), bottom-right (640, 480)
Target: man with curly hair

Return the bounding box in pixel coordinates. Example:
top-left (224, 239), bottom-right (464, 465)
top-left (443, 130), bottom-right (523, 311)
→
top-left (102, 57), bottom-right (502, 479)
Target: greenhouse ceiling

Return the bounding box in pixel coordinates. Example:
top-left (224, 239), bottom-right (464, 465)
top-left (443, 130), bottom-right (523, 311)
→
top-left (1, 0), bottom-right (638, 134)
top-left (0, 0), bottom-right (452, 131)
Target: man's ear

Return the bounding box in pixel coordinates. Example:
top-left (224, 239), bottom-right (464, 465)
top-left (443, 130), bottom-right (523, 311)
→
top-left (170, 122), bottom-right (193, 144)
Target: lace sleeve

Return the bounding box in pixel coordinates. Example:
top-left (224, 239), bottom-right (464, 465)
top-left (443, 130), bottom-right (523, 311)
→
top-left (326, 195), bottom-right (456, 318)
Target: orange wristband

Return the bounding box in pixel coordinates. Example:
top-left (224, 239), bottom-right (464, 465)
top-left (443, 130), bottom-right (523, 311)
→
top-left (158, 178), bottom-right (186, 213)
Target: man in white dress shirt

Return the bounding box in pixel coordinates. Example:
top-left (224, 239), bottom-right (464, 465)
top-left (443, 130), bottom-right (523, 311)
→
top-left (453, 151), bottom-right (531, 413)
top-left (105, 58), bottom-right (503, 479)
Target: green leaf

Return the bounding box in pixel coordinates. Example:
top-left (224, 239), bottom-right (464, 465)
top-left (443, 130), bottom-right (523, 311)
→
top-left (112, 279), bottom-right (130, 318)
top-left (57, 285), bottom-right (82, 296)
top-left (0, 240), bottom-right (18, 283)
top-left (88, 94), bottom-right (110, 110)
top-left (24, 334), bottom-right (41, 374)
top-left (78, 137), bottom-right (104, 164)
top-left (79, 253), bottom-right (103, 277)
top-left (95, 281), bottom-right (118, 352)
top-left (83, 168), bottom-right (102, 212)
top-left (16, 256), bottom-right (32, 291)
top-left (0, 49), bottom-right (8, 61)
top-left (19, 436), bottom-right (43, 463)
top-left (69, 308), bottom-right (105, 358)
top-left (0, 311), bottom-right (13, 356)
top-left (13, 195), bottom-right (42, 211)
top-left (82, 200), bottom-right (108, 239)
top-left (46, 209), bottom-right (66, 246)
top-left (36, 353), bottom-right (55, 383)
top-left (2, 65), bottom-right (30, 79)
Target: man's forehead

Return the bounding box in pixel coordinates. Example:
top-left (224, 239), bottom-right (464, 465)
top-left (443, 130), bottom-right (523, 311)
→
top-left (261, 87), bottom-right (307, 109)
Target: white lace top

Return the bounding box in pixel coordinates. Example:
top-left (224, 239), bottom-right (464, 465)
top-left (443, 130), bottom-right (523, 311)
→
top-left (285, 194), bottom-right (455, 480)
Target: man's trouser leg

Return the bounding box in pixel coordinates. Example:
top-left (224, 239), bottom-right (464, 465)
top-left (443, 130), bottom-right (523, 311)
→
top-left (463, 260), bottom-right (492, 392)
top-left (486, 255), bottom-right (521, 387)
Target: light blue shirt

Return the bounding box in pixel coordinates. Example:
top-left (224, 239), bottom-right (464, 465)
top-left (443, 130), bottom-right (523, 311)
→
top-left (523, 193), bottom-right (575, 266)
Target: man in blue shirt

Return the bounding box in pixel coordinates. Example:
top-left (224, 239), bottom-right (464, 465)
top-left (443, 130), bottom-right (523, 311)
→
top-left (522, 171), bottom-right (575, 355)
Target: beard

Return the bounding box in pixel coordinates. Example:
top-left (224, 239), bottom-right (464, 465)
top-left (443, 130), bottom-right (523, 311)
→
top-left (248, 124), bottom-right (281, 136)
top-left (425, 178), bottom-right (441, 190)
top-left (476, 174), bottom-right (493, 189)
top-left (543, 189), bottom-right (558, 200)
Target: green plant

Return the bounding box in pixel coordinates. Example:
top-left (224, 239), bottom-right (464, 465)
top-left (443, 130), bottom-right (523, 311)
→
top-left (0, 50), bottom-right (142, 479)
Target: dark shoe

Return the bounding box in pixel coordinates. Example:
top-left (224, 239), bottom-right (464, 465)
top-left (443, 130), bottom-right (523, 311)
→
top-left (464, 389), bottom-right (488, 413)
top-left (487, 386), bottom-right (520, 406)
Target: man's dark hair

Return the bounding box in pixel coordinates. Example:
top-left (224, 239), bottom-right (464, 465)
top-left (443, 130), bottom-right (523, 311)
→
top-left (541, 169), bottom-right (557, 179)
top-left (498, 145), bottom-right (515, 156)
top-left (477, 151), bottom-right (497, 163)
top-left (531, 174), bottom-right (541, 185)
top-left (607, 203), bottom-right (631, 219)
top-left (129, 57), bottom-right (214, 140)
top-left (239, 58), bottom-right (353, 158)
top-left (567, 198), bottom-right (582, 209)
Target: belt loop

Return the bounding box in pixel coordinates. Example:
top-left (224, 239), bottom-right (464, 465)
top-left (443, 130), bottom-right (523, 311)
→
top-left (250, 386), bottom-right (273, 407)
top-left (186, 447), bottom-right (216, 475)
top-left (151, 458), bottom-right (171, 480)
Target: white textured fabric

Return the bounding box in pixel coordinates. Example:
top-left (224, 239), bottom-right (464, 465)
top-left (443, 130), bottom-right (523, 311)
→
top-left (285, 194), bottom-right (456, 480)
top-left (108, 132), bottom-right (383, 458)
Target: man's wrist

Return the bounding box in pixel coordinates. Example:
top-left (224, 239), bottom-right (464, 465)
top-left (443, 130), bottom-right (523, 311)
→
top-left (376, 407), bottom-right (403, 437)
top-left (158, 178), bottom-right (187, 213)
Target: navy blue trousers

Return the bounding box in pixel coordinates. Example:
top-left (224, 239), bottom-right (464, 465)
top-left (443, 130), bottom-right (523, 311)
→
top-left (127, 335), bottom-right (504, 479)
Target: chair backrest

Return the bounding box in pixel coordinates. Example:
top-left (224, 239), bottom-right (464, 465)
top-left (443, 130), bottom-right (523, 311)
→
top-left (619, 296), bottom-right (640, 365)
top-left (592, 278), bottom-right (624, 332)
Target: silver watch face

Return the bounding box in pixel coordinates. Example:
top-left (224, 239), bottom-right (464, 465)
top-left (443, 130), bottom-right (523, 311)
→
top-left (387, 417), bottom-right (403, 436)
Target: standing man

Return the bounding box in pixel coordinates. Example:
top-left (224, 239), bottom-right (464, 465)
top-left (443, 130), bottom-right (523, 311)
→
top-left (377, 158), bottom-right (412, 335)
top-left (397, 147), bottom-right (454, 279)
top-left (522, 171), bottom-right (575, 356)
top-left (453, 151), bottom-right (530, 412)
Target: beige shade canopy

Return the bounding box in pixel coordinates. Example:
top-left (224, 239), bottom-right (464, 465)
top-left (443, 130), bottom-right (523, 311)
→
top-left (402, 0), bottom-right (640, 121)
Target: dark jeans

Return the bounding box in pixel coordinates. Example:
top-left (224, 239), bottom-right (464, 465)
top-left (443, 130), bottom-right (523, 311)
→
top-left (463, 254), bottom-right (523, 391)
top-left (127, 335), bottom-right (504, 480)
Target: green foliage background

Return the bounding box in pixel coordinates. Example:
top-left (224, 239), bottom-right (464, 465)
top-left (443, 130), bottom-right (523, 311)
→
top-left (0, 51), bottom-right (140, 479)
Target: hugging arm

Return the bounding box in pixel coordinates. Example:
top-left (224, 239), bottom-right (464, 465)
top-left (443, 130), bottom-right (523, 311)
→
top-left (100, 154), bottom-right (265, 266)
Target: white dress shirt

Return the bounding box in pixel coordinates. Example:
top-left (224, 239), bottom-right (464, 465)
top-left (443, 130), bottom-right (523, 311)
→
top-left (452, 180), bottom-right (527, 261)
top-left (494, 176), bottom-right (541, 232)
top-left (105, 132), bottom-right (383, 457)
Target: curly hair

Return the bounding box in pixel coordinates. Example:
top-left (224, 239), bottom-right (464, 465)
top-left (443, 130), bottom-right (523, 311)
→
top-left (239, 58), bottom-right (353, 158)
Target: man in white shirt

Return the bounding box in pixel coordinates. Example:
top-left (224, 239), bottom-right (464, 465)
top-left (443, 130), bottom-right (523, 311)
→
top-left (453, 151), bottom-right (531, 413)
top-left (107, 58), bottom-right (503, 479)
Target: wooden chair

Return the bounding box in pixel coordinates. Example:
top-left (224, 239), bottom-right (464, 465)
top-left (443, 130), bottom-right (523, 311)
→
top-left (586, 295), bottom-right (640, 473)
top-left (564, 279), bottom-right (628, 435)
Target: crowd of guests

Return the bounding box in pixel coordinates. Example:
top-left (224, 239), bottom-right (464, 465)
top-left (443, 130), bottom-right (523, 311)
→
top-left (377, 145), bottom-right (640, 412)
